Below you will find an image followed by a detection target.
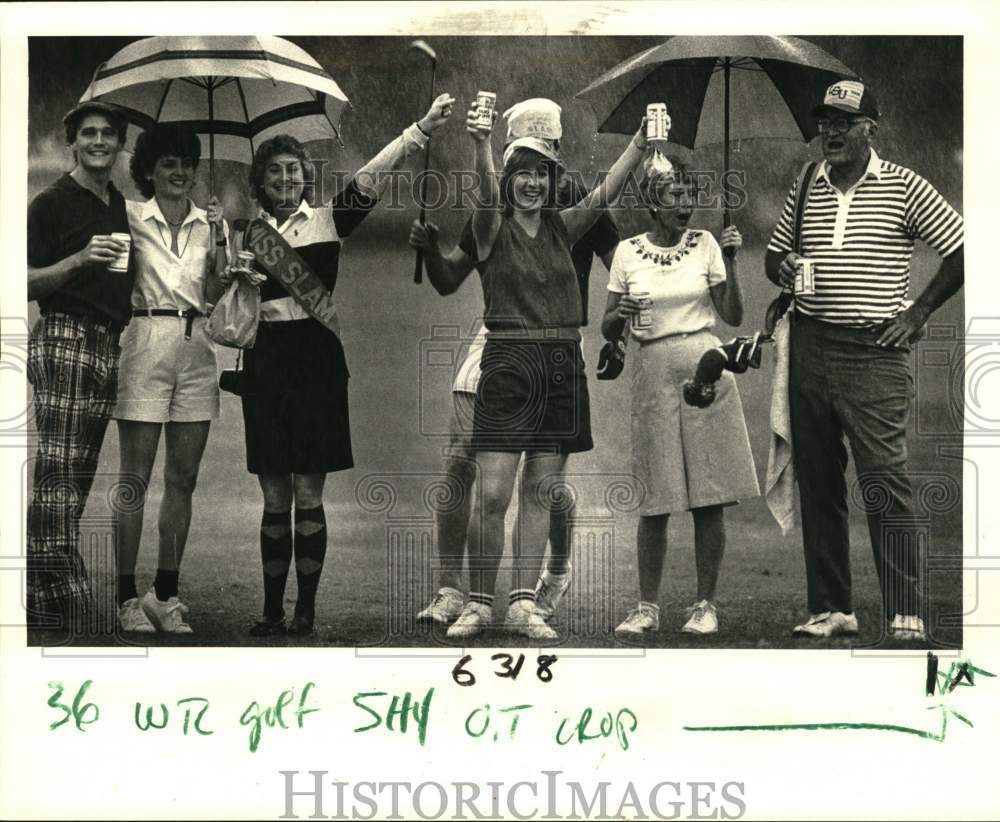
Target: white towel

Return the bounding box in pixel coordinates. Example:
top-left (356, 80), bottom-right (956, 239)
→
top-left (765, 311), bottom-right (795, 534)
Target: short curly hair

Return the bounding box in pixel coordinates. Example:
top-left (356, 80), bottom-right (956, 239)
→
top-left (129, 124), bottom-right (201, 199)
top-left (641, 158), bottom-right (692, 212)
top-left (249, 134), bottom-right (314, 212)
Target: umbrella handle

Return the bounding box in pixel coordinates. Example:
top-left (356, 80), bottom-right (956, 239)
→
top-left (722, 208), bottom-right (736, 258)
top-left (414, 248), bottom-right (425, 282)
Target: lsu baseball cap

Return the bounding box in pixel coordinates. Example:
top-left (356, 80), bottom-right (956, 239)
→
top-left (811, 80), bottom-right (880, 120)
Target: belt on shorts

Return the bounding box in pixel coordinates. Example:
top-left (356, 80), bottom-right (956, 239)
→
top-left (132, 308), bottom-right (202, 339)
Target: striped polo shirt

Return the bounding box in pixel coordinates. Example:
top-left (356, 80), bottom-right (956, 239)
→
top-left (767, 150), bottom-right (964, 326)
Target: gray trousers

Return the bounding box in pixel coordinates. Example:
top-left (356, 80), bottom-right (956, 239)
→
top-left (789, 313), bottom-right (920, 620)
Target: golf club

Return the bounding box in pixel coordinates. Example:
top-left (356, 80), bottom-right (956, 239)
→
top-left (410, 39), bottom-right (437, 284)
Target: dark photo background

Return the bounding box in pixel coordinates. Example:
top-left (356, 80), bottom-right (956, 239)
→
top-left (25, 36), bottom-right (964, 648)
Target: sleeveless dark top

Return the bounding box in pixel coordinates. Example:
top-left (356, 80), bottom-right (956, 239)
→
top-left (477, 210), bottom-right (583, 332)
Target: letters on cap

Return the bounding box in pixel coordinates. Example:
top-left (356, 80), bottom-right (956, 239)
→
top-left (503, 98), bottom-right (562, 142)
top-left (824, 80), bottom-right (865, 112)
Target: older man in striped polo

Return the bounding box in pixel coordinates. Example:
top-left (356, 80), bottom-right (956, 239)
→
top-left (765, 80), bottom-right (964, 642)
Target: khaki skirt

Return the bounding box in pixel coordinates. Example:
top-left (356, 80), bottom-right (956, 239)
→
top-left (631, 329), bottom-right (759, 515)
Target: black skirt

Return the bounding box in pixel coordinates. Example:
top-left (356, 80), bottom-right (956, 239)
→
top-left (472, 337), bottom-right (593, 454)
top-left (241, 318), bottom-right (353, 475)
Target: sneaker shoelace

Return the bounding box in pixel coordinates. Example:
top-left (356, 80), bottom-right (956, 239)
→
top-left (458, 605), bottom-right (483, 624)
top-left (164, 601), bottom-right (190, 625)
top-left (625, 607), bottom-right (650, 624)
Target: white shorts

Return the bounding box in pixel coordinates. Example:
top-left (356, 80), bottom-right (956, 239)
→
top-left (113, 315), bottom-right (219, 423)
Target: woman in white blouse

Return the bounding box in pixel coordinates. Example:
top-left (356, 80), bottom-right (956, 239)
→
top-left (602, 162), bottom-right (759, 639)
top-left (113, 124), bottom-right (228, 635)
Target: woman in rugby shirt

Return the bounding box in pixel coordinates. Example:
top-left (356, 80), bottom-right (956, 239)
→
top-left (239, 93), bottom-right (455, 637)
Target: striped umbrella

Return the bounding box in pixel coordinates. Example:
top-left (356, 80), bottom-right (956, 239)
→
top-left (78, 36), bottom-right (350, 184)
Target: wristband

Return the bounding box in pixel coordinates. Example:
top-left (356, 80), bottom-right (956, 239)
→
top-left (415, 121), bottom-right (431, 140)
top-left (403, 123), bottom-right (430, 152)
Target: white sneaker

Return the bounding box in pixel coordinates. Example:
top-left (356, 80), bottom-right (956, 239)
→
top-left (681, 599), bottom-right (718, 634)
top-left (504, 599), bottom-right (558, 641)
top-left (890, 614), bottom-right (926, 641)
top-left (446, 602), bottom-right (492, 639)
top-left (792, 611), bottom-right (858, 638)
top-left (615, 605), bottom-right (660, 639)
top-left (534, 565), bottom-right (572, 621)
top-left (141, 590), bottom-right (194, 634)
top-left (117, 597), bottom-right (155, 633)
top-left (416, 587), bottom-right (465, 625)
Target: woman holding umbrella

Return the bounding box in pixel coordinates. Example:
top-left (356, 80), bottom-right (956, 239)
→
top-left (442, 101), bottom-right (646, 641)
top-left (113, 123), bottom-right (228, 634)
top-left (240, 93), bottom-right (455, 637)
top-left (604, 160), bottom-right (758, 639)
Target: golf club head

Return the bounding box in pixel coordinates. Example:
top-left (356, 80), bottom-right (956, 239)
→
top-left (409, 39), bottom-right (437, 63)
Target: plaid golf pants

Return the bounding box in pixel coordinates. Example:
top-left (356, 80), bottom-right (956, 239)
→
top-left (26, 313), bottom-right (121, 619)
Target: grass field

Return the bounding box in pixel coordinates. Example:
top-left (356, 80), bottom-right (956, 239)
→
top-left (24, 241), bottom-right (964, 651)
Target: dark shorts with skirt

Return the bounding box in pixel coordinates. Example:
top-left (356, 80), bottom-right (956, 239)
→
top-left (472, 337), bottom-right (593, 454)
top-left (241, 318), bottom-right (353, 475)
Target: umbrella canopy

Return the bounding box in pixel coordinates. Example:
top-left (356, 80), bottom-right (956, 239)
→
top-left (577, 35), bottom-right (855, 148)
top-left (79, 36), bottom-right (350, 166)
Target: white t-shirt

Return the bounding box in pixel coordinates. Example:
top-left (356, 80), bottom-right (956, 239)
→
top-left (607, 229), bottom-right (726, 342)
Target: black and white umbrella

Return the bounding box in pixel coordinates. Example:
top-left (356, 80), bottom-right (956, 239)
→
top-left (79, 35), bottom-right (350, 184)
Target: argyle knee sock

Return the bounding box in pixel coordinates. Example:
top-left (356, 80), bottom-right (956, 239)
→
top-left (293, 504), bottom-right (327, 619)
top-left (260, 509), bottom-right (292, 621)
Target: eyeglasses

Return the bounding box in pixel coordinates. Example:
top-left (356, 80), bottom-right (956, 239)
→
top-left (816, 116), bottom-right (870, 135)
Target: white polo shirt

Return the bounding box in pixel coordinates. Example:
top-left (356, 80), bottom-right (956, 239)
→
top-left (126, 198), bottom-right (227, 313)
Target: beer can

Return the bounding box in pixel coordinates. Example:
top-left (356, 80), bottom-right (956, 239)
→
top-left (475, 91), bottom-right (497, 130)
top-left (108, 233), bottom-right (131, 272)
top-left (646, 103), bottom-right (671, 143)
top-left (632, 291), bottom-right (653, 329)
top-left (236, 250), bottom-right (256, 272)
top-left (795, 258), bottom-right (816, 296)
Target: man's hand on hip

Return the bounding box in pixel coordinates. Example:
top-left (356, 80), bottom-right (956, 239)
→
top-left (876, 303), bottom-right (930, 348)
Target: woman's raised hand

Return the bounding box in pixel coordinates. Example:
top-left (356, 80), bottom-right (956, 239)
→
top-left (419, 93), bottom-right (456, 135)
top-left (720, 226), bottom-right (742, 257)
top-left (631, 117), bottom-right (649, 153)
top-left (466, 101), bottom-right (496, 142)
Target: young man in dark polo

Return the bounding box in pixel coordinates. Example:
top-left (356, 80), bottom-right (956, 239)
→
top-left (26, 101), bottom-right (134, 628)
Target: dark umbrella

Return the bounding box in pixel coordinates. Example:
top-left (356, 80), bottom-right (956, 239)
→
top-left (576, 35), bottom-right (855, 225)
